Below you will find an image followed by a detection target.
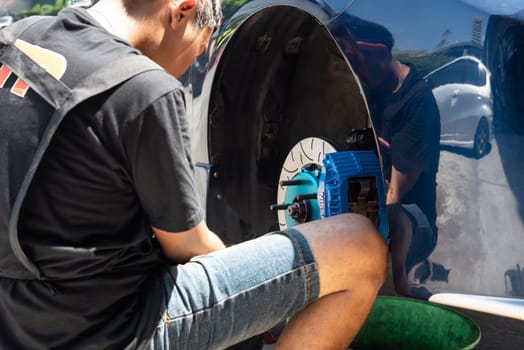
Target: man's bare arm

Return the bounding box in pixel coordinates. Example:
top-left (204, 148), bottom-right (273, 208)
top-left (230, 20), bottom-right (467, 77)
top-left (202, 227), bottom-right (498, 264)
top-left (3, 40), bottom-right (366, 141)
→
top-left (386, 165), bottom-right (421, 205)
top-left (152, 221), bottom-right (226, 263)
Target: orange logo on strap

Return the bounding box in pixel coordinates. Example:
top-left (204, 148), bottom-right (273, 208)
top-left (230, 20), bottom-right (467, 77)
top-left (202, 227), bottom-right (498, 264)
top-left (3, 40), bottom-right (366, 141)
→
top-left (1, 39), bottom-right (67, 97)
top-left (0, 64), bottom-right (11, 87)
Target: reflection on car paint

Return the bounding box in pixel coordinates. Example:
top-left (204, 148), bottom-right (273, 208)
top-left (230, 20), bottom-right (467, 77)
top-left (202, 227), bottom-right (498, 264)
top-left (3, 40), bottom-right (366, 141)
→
top-left (425, 56), bottom-right (493, 158)
top-left (190, 0), bottom-right (524, 319)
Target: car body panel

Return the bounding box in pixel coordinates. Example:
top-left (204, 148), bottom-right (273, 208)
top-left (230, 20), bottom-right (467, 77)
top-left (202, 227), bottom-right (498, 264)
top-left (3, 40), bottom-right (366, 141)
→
top-left (334, 1), bottom-right (522, 307)
top-left (196, 0), bottom-right (524, 319)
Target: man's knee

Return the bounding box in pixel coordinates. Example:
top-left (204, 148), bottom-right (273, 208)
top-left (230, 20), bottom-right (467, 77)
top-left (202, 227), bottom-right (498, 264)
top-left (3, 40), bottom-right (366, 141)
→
top-left (294, 213), bottom-right (388, 295)
top-left (297, 213), bottom-right (387, 262)
top-left (334, 213), bottom-right (388, 284)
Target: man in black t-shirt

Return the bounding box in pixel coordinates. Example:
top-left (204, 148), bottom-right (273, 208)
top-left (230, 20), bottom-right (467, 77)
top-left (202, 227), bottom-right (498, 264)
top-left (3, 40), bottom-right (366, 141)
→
top-left (376, 60), bottom-right (440, 234)
top-left (0, 0), bottom-right (387, 349)
top-left (354, 37), bottom-right (440, 226)
top-left (374, 59), bottom-right (441, 294)
top-left (352, 24), bottom-right (440, 296)
top-left (336, 15), bottom-right (440, 219)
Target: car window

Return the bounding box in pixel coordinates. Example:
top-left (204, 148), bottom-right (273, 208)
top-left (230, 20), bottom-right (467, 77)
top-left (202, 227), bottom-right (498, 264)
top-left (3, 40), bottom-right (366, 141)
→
top-left (461, 60), bottom-right (484, 86)
top-left (427, 63), bottom-right (462, 87)
top-left (478, 65), bottom-right (487, 86)
top-left (427, 58), bottom-right (485, 88)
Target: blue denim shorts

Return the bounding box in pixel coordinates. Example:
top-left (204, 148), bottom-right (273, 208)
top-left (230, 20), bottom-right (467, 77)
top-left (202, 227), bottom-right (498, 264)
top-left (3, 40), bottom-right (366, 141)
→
top-left (147, 228), bottom-right (319, 350)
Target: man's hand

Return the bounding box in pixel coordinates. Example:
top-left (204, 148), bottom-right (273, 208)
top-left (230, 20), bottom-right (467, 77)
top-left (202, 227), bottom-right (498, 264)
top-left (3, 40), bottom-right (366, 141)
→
top-left (152, 221), bottom-right (226, 263)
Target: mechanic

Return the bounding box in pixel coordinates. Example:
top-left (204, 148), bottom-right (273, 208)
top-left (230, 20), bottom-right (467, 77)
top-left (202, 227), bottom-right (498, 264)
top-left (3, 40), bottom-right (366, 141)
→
top-left (335, 15), bottom-right (440, 226)
top-left (349, 20), bottom-right (440, 293)
top-left (355, 35), bottom-right (440, 236)
top-left (375, 59), bottom-right (440, 235)
top-left (372, 44), bottom-right (441, 296)
top-left (0, 0), bottom-right (387, 349)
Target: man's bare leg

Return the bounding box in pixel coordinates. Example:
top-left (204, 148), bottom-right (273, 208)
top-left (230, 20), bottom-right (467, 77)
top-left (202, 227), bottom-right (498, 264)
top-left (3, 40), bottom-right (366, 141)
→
top-left (275, 213), bottom-right (388, 350)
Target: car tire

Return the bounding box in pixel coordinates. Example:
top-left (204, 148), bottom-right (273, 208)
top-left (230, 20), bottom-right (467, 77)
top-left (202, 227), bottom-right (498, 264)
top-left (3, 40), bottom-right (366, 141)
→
top-left (473, 118), bottom-right (490, 158)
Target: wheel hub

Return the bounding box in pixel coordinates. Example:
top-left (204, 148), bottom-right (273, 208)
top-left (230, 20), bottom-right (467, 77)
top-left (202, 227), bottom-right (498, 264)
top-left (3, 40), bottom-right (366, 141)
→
top-left (273, 137), bottom-right (336, 229)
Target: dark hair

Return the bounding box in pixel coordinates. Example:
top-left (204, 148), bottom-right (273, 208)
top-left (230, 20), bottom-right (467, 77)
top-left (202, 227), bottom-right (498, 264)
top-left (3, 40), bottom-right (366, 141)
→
top-left (339, 14), bottom-right (395, 53)
top-left (121, 0), bottom-right (222, 30)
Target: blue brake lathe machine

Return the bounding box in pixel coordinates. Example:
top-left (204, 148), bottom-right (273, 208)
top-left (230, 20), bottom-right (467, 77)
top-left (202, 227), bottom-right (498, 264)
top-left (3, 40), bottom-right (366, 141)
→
top-left (271, 140), bottom-right (389, 242)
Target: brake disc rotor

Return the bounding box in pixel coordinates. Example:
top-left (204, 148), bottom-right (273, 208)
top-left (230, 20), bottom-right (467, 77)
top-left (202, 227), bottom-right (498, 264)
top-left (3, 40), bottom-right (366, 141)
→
top-left (276, 137), bottom-right (337, 229)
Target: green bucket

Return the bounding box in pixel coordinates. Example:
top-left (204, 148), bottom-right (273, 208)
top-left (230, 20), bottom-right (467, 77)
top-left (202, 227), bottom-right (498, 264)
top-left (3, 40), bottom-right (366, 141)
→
top-left (349, 296), bottom-right (481, 350)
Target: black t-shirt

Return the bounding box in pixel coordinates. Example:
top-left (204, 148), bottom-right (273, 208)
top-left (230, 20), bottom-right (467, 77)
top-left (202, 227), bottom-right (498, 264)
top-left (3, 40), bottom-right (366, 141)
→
top-left (0, 8), bottom-right (204, 350)
top-left (372, 64), bottom-right (441, 229)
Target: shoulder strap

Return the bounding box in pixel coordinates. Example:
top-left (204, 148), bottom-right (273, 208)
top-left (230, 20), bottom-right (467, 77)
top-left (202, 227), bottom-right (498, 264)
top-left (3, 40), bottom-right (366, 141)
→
top-left (0, 16), bottom-right (71, 108)
top-left (8, 55), bottom-right (167, 279)
top-left (0, 16), bottom-right (48, 43)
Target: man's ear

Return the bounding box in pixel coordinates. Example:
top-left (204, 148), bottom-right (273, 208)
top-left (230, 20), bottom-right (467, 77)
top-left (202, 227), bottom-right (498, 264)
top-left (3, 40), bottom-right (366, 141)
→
top-left (356, 41), bottom-right (390, 62)
top-left (170, 0), bottom-right (197, 25)
top-left (180, 0), bottom-right (196, 11)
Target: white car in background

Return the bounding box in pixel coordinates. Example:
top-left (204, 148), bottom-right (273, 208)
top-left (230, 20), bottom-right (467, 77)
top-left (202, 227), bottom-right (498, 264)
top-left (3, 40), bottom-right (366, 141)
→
top-left (425, 56), bottom-right (493, 158)
top-left (67, 0), bottom-right (96, 8)
top-left (0, 15), bottom-right (13, 28)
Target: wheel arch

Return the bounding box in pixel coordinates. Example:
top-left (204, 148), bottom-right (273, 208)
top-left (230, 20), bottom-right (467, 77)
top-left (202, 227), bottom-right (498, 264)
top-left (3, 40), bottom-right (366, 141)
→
top-left (205, 5), bottom-right (376, 243)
